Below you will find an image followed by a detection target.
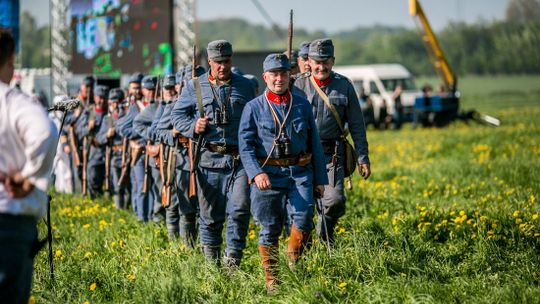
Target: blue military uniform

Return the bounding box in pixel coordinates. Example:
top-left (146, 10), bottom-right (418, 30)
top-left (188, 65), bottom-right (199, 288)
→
top-left (131, 75), bottom-right (159, 222)
top-left (239, 53), bottom-right (328, 292)
top-left (294, 38), bottom-right (370, 243)
top-left (157, 67), bottom-right (205, 245)
top-left (117, 76), bottom-right (153, 222)
top-left (96, 88), bottom-right (128, 209)
top-left (77, 85), bottom-right (108, 199)
top-left (171, 40), bottom-right (255, 266)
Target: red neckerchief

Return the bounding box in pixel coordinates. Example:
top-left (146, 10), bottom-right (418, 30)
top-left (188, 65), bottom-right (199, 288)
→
top-left (313, 76), bottom-right (331, 88)
top-left (95, 107), bottom-right (106, 114)
top-left (266, 90), bottom-right (291, 105)
top-left (143, 99), bottom-right (149, 106)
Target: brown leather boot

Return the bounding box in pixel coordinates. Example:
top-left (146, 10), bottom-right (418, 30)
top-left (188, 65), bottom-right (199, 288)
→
top-left (258, 244), bottom-right (279, 294)
top-left (287, 225), bottom-right (311, 268)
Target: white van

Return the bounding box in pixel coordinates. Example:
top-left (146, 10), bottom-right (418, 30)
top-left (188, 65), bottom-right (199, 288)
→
top-left (333, 64), bottom-right (420, 122)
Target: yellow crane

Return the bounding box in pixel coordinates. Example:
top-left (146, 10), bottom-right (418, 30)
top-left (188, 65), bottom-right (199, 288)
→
top-left (409, 0), bottom-right (457, 94)
top-left (409, 0), bottom-right (500, 127)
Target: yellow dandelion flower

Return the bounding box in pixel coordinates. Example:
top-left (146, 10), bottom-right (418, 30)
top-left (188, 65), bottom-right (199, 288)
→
top-left (492, 223), bottom-right (498, 229)
top-left (28, 296), bottom-right (35, 304)
top-left (338, 282), bottom-right (347, 288)
top-left (84, 252), bottom-right (92, 258)
top-left (89, 282), bottom-right (97, 291)
top-left (513, 210), bottom-right (520, 217)
top-left (532, 214), bottom-right (538, 220)
top-left (127, 274), bottom-right (136, 281)
top-left (479, 216), bottom-right (488, 221)
top-left (55, 250), bottom-right (62, 258)
top-left (82, 224), bottom-right (90, 229)
top-left (118, 218), bottom-right (126, 224)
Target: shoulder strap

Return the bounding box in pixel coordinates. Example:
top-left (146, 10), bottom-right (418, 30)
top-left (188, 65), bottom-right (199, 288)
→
top-left (193, 78), bottom-right (204, 118)
top-left (309, 75), bottom-right (345, 136)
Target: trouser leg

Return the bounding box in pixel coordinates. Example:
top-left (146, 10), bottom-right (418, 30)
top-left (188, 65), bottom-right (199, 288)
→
top-left (224, 166), bottom-right (250, 267)
top-left (197, 167), bottom-right (226, 263)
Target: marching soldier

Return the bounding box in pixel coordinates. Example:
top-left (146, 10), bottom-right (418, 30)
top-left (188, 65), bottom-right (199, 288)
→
top-left (238, 53), bottom-right (327, 293)
top-left (117, 75), bottom-right (152, 222)
top-left (295, 38), bottom-right (371, 244)
top-left (171, 40), bottom-right (255, 267)
top-left (123, 73), bottom-right (144, 213)
top-left (77, 85), bottom-right (109, 199)
top-left (96, 88), bottom-right (128, 209)
top-left (156, 65), bottom-right (205, 246)
top-left (143, 74), bottom-right (178, 223)
top-left (64, 75), bottom-right (95, 192)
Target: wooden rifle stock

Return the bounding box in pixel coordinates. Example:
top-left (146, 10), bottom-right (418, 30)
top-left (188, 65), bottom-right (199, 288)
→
top-left (68, 126), bottom-right (81, 166)
top-left (188, 139), bottom-right (197, 198)
top-left (81, 136), bottom-right (88, 196)
top-left (118, 137), bottom-right (130, 186)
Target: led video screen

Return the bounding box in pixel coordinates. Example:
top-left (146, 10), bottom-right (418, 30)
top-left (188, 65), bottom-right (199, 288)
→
top-left (70, 0), bottom-right (173, 76)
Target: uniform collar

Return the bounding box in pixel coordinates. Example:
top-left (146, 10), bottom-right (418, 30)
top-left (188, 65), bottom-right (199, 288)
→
top-left (265, 89), bottom-right (291, 105)
top-left (208, 73), bottom-right (231, 86)
top-left (313, 75), bottom-right (331, 87)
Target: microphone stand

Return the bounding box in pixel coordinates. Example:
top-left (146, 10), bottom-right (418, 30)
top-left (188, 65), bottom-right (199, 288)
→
top-left (44, 107), bottom-right (70, 282)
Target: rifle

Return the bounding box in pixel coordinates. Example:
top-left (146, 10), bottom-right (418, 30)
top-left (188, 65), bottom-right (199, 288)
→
top-left (81, 105), bottom-right (94, 196)
top-left (104, 112), bottom-right (113, 192)
top-left (189, 46), bottom-right (204, 198)
top-left (287, 10), bottom-right (293, 60)
top-left (160, 143), bottom-right (170, 207)
top-left (118, 136), bottom-right (131, 186)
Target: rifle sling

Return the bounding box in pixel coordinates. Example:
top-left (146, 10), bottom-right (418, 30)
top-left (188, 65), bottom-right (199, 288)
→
top-left (309, 75), bottom-right (346, 136)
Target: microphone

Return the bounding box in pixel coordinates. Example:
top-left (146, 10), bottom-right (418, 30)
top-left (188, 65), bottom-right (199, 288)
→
top-left (48, 99), bottom-right (81, 112)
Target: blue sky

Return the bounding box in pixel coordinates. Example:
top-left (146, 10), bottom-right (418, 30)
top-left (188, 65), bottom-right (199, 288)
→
top-left (23, 0), bottom-right (510, 32)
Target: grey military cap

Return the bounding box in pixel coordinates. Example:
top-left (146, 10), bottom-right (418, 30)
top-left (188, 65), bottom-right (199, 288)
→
top-left (108, 88), bottom-right (125, 102)
top-left (263, 53), bottom-right (291, 72)
top-left (298, 41), bottom-right (310, 59)
top-left (163, 74), bottom-right (176, 89)
top-left (129, 72), bottom-right (144, 84)
top-left (94, 85), bottom-right (109, 98)
top-left (309, 38), bottom-right (334, 61)
top-left (283, 50), bottom-right (298, 67)
top-left (142, 76), bottom-right (157, 90)
top-left (207, 40), bottom-right (233, 61)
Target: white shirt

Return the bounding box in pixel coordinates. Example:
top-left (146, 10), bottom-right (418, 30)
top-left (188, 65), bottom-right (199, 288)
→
top-left (0, 81), bottom-right (57, 219)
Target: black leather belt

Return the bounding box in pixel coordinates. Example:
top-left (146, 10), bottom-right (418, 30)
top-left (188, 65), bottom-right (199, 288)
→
top-left (204, 143), bottom-right (239, 155)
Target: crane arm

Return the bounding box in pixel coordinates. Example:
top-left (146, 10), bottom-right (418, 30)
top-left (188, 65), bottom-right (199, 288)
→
top-left (410, 0), bottom-right (456, 93)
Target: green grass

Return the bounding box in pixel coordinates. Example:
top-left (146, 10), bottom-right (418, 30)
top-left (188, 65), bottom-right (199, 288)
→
top-left (32, 76), bottom-right (540, 303)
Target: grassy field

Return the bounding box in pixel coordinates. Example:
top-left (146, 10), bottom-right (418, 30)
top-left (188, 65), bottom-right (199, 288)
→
top-left (31, 76), bottom-right (540, 303)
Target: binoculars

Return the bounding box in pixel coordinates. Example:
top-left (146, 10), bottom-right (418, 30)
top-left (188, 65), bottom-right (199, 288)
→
top-left (214, 108), bottom-right (230, 125)
top-left (273, 134), bottom-right (292, 158)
